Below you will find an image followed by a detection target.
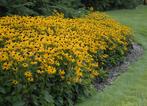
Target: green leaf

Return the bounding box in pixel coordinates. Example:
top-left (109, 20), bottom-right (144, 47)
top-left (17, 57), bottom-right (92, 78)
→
top-left (0, 96), bottom-right (3, 103)
top-left (32, 95), bottom-right (39, 106)
top-left (43, 90), bottom-right (54, 103)
top-left (13, 101), bottom-right (25, 106)
top-left (23, 2), bottom-right (35, 7)
top-left (0, 87), bottom-right (6, 94)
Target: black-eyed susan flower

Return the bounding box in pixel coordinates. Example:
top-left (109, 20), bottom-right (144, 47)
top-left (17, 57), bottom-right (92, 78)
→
top-left (0, 12), bottom-right (132, 84)
top-left (11, 80), bottom-right (19, 85)
top-left (24, 71), bottom-right (33, 78)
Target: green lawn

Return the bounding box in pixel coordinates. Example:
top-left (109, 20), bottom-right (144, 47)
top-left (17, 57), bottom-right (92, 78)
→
top-left (77, 5), bottom-right (147, 106)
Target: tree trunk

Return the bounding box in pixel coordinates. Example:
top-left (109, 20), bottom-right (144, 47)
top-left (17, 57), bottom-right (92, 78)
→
top-left (144, 0), bottom-right (147, 5)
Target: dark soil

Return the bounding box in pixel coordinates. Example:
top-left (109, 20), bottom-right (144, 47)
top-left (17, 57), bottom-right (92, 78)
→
top-left (94, 43), bottom-right (144, 91)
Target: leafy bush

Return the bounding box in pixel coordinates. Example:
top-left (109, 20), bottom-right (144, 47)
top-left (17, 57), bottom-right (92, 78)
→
top-left (0, 0), bottom-right (87, 17)
top-left (0, 0), bottom-right (39, 16)
top-left (0, 0), bottom-right (143, 17)
top-left (0, 12), bottom-right (132, 106)
top-left (112, 0), bottom-right (143, 9)
top-left (81, 0), bottom-right (143, 10)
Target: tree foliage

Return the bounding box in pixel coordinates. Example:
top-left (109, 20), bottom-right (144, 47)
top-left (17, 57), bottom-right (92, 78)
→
top-left (0, 0), bottom-right (143, 17)
top-left (81, 0), bottom-right (143, 10)
top-left (0, 0), bottom-right (86, 17)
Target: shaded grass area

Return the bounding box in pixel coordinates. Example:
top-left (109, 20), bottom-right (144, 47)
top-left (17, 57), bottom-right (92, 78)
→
top-left (77, 5), bottom-right (147, 106)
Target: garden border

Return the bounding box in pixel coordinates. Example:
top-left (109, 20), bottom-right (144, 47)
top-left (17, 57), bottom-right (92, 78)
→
top-left (94, 43), bottom-right (144, 91)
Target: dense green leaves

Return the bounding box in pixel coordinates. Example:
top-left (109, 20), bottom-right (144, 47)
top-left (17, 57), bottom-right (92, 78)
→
top-left (0, 0), bottom-right (38, 16)
top-left (0, 0), bottom-right (143, 17)
top-left (81, 0), bottom-right (143, 10)
top-left (0, 0), bottom-right (86, 17)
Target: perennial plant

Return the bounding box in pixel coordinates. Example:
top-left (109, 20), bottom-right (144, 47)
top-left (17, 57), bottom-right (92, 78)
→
top-left (0, 12), bottom-right (132, 106)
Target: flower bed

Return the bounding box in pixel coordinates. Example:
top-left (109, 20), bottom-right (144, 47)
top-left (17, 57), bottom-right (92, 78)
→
top-left (0, 12), bottom-right (132, 106)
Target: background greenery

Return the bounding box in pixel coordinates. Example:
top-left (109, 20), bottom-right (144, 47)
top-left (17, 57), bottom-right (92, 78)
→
top-left (0, 0), bottom-right (144, 17)
top-left (83, 0), bottom-right (143, 10)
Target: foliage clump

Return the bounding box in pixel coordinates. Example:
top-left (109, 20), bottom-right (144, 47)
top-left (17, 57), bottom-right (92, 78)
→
top-left (0, 0), bottom-right (143, 17)
top-left (82, 0), bottom-right (143, 10)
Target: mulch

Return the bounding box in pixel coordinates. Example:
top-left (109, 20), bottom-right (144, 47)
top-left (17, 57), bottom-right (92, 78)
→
top-left (94, 43), bottom-right (144, 91)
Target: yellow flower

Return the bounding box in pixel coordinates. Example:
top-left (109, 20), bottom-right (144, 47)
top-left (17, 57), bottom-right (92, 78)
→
top-left (27, 77), bottom-right (34, 82)
top-left (2, 62), bottom-right (11, 70)
top-left (30, 61), bottom-right (37, 65)
top-left (22, 63), bottom-right (28, 67)
top-left (24, 71), bottom-right (33, 78)
top-left (36, 70), bottom-right (44, 74)
top-left (12, 67), bottom-right (18, 72)
top-left (76, 67), bottom-right (83, 77)
top-left (47, 66), bottom-right (56, 74)
top-left (11, 80), bottom-right (19, 85)
top-left (59, 70), bottom-right (65, 76)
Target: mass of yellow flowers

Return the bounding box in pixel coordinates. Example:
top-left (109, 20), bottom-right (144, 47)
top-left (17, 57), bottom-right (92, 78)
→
top-left (0, 12), bottom-right (132, 86)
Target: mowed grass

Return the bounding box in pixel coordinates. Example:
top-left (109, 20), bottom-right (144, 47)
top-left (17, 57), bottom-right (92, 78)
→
top-left (77, 5), bottom-right (147, 106)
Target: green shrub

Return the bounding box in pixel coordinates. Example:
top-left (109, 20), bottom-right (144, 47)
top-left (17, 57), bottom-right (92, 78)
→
top-left (0, 0), bottom-right (87, 17)
top-left (81, 0), bottom-right (143, 10)
top-left (0, 0), bottom-right (144, 17)
top-left (0, 0), bottom-right (39, 16)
